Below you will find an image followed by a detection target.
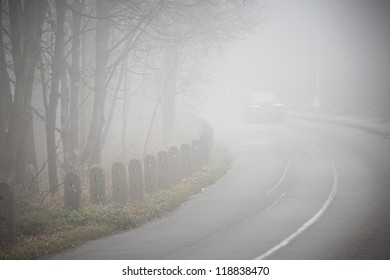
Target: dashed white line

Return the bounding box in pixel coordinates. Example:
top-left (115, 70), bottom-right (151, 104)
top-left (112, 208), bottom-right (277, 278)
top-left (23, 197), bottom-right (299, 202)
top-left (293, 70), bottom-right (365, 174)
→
top-left (236, 193), bottom-right (286, 226)
top-left (255, 141), bottom-right (338, 260)
top-left (262, 192), bottom-right (286, 214)
top-left (267, 160), bottom-right (292, 195)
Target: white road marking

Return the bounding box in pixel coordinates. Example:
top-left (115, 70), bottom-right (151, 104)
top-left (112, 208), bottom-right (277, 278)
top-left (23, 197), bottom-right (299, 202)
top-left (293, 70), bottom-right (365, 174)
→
top-left (267, 160), bottom-right (292, 195)
top-left (255, 141), bottom-right (338, 260)
top-left (262, 193), bottom-right (286, 214)
top-left (234, 193), bottom-right (286, 226)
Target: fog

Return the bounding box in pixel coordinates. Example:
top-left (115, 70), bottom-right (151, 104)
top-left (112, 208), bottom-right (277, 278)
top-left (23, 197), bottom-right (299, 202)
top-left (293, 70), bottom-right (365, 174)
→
top-left (2, 0), bottom-right (390, 262)
top-left (203, 0), bottom-right (390, 114)
top-left (1, 0), bottom-right (389, 193)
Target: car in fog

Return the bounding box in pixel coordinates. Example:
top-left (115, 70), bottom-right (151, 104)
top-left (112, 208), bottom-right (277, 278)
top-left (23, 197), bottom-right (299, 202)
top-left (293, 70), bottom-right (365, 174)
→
top-left (240, 92), bottom-right (285, 122)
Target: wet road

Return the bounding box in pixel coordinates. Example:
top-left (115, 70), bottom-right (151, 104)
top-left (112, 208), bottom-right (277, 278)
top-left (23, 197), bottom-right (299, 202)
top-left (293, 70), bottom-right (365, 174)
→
top-left (50, 113), bottom-right (390, 259)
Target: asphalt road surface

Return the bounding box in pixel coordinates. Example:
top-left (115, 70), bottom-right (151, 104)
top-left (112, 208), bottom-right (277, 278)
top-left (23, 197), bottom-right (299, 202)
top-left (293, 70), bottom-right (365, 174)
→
top-left (50, 111), bottom-right (390, 259)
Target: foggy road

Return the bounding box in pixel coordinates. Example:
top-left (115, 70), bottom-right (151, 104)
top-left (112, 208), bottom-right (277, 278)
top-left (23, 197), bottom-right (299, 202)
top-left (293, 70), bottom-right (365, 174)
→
top-left (2, 0), bottom-right (390, 266)
top-left (50, 113), bottom-right (390, 260)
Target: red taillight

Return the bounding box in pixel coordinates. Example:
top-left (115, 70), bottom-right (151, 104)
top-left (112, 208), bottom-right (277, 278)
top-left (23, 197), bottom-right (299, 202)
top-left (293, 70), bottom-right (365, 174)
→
top-left (272, 103), bottom-right (284, 107)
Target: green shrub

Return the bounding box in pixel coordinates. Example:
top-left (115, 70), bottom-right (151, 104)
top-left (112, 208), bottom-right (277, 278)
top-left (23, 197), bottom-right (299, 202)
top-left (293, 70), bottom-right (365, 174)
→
top-left (15, 202), bottom-right (55, 236)
top-left (56, 203), bottom-right (138, 230)
top-left (2, 143), bottom-right (232, 259)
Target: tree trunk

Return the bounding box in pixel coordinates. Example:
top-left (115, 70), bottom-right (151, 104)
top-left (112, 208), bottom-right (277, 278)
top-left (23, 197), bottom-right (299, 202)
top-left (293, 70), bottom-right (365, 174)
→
top-left (62, 0), bottom-right (82, 173)
top-left (82, 0), bottom-right (111, 165)
top-left (79, 0), bottom-right (91, 157)
top-left (46, 0), bottom-right (66, 193)
top-left (60, 65), bottom-right (71, 173)
top-left (121, 58), bottom-right (129, 153)
top-left (6, 0), bottom-right (48, 195)
top-left (69, 0), bottom-right (82, 168)
top-left (0, 7), bottom-right (13, 171)
top-left (162, 44), bottom-right (180, 147)
top-left (102, 64), bottom-right (124, 147)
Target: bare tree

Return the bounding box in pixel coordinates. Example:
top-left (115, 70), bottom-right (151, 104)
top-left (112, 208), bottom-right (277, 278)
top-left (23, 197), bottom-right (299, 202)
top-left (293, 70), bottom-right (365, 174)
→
top-left (0, 3), bottom-right (13, 171)
top-left (82, 0), bottom-right (162, 165)
top-left (1, 0), bottom-right (48, 195)
top-left (0, 0), bottom-right (262, 199)
top-left (62, 0), bottom-right (82, 173)
top-left (82, 0), bottom-right (111, 165)
top-left (151, 0), bottom-right (261, 145)
top-left (45, 0), bottom-right (66, 193)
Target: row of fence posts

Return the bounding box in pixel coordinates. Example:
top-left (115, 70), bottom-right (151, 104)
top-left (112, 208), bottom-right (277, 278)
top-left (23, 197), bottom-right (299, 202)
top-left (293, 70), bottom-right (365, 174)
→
top-left (0, 127), bottom-right (213, 247)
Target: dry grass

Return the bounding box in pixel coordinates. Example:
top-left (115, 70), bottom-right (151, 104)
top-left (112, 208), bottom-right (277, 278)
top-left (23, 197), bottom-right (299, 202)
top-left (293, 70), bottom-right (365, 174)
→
top-left (0, 144), bottom-right (232, 259)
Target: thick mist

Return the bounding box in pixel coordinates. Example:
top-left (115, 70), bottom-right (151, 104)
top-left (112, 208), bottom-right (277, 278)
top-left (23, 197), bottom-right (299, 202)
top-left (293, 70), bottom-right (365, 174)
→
top-left (203, 0), bottom-right (390, 117)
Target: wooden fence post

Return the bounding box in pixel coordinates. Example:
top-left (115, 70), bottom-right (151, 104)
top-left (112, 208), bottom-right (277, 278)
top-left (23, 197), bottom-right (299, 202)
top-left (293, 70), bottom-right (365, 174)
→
top-left (168, 146), bottom-right (181, 185)
top-left (64, 172), bottom-right (81, 211)
top-left (157, 151), bottom-right (169, 189)
top-left (191, 139), bottom-right (202, 172)
top-left (112, 162), bottom-right (127, 206)
top-left (144, 155), bottom-right (157, 194)
top-left (90, 166), bottom-right (106, 205)
top-left (129, 159), bottom-right (143, 202)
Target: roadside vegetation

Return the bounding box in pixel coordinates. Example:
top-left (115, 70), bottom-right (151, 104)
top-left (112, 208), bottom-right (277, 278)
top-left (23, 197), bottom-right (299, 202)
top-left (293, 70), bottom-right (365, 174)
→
top-left (0, 144), bottom-right (231, 260)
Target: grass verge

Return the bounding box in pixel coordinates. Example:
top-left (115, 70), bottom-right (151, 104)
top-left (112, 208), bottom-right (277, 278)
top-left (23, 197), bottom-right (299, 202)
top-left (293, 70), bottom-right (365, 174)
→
top-left (0, 144), bottom-right (232, 259)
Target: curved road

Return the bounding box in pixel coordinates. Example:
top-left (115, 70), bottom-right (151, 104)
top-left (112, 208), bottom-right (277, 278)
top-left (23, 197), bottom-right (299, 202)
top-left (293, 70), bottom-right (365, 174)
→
top-left (50, 111), bottom-right (390, 259)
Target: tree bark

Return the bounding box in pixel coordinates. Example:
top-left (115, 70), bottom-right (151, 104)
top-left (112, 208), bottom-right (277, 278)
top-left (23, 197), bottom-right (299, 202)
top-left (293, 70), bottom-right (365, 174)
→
top-left (69, 0), bottom-right (82, 170)
top-left (46, 0), bottom-right (66, 193)
top-left (121, 58), bottom-right (129, 153)
top-left (61, 0), bottom-right (82, 173)
top-left (82, 0), bottom-right (111, 165)
top-left (79, 0), bottom-right (91, 157)
top-left (162, 44), bottom-right (180, 147)
top-left (6, 0), bottom-right (48, 194)
top-left (0, 6), bottom-right (13, 170)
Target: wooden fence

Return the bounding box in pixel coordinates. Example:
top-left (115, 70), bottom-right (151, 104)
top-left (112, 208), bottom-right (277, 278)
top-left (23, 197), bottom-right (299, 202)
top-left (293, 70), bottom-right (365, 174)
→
top-left (64, 130), bottom-right (213, 209)
top-left (0, 125), bottom-right (213, 247)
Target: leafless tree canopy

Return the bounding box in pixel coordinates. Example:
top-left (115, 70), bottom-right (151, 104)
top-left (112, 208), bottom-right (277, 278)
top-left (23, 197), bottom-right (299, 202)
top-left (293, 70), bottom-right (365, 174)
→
top-left (0, 0), bottom-right (262, 197)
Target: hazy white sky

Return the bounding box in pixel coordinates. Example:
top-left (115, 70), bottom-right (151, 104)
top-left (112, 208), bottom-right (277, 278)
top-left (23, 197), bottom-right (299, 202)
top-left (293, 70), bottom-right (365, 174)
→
top-left (211, 0), bottom-right (390, 109)
top-left (221, 0), bottom-right (317, 105)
